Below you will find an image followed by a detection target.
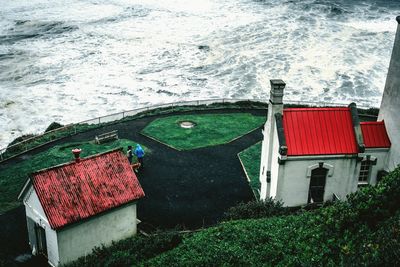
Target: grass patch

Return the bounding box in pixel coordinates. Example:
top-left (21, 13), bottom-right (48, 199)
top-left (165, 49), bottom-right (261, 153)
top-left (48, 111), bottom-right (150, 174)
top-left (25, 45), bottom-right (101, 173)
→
top-left (238, 142), bottom-right (261, 199)
top-left (142, 113), bottom-right (265, 150)
top-left (0, 139), bottom-right (147, 214)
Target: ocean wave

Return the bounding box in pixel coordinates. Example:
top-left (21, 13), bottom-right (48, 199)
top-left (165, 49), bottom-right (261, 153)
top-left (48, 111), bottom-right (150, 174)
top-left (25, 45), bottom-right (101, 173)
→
top-left (0, 0), bottom-right (399, 148)
top-left (0, 20), bottom-right (78, 44)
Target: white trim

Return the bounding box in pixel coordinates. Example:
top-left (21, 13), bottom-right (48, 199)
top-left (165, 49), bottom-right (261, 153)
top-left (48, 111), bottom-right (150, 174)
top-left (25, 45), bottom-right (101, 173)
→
top-left (306, 163), bottom-right (334, 178)
top-left (17, 178), bottom-right (32, 200)
top-left (360, 155), bottom-right (377, 162)
top-left (364, 147), bottom-right (390, 152)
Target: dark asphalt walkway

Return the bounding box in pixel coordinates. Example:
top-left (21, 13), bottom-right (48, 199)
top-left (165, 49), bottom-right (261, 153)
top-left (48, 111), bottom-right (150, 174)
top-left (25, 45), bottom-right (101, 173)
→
top-left (68, 108), bottom-right (263, 229)
top-left (0, 108), bottom-right (264, 232)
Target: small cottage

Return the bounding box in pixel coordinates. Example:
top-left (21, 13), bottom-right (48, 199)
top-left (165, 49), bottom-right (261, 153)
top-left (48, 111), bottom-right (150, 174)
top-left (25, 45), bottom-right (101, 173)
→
top-left (259, 80), bottom-right (391, 206)
top-left (18, 149), bottom-right (145, 267)
top-left (259, 17), bottom-right (400, 206)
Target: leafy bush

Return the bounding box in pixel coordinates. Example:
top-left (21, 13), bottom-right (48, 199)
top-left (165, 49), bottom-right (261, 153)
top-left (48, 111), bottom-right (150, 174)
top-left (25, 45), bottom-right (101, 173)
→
top-left (66, 230), bottom-right (183, 267)
top-left (45, 122), bottom-right (64, 132)
top-left (7, 134), bottom-right (37, 147)
top-left (223, 198), bottom-right (287, 221)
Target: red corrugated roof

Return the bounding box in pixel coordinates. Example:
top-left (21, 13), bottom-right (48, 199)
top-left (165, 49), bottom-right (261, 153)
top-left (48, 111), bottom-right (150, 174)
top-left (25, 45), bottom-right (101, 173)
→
top-left (361, 121), bottom-right (391, 148)
top-left (31, 150), bottom-right (145, 229)
top-left (283, 107), bottom-right (358, 156)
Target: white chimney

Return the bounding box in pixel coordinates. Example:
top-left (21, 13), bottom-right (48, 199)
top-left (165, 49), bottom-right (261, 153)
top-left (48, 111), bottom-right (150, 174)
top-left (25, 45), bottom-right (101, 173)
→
top-left (259, 79), bottom-right (286, 200)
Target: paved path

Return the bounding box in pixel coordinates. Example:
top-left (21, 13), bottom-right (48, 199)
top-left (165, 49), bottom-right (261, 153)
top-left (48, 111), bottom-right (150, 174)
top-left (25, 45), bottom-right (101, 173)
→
top-left (0, 108), bottom-right (264, 230)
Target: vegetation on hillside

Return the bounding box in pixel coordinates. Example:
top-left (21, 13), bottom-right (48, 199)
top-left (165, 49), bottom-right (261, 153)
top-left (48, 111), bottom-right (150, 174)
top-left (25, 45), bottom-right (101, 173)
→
top-left (148, 167), bottom-right (400, 266)
top-left (142, 113), bottom-right (265, 150)
top-left (65, 167), bottom-right (400, 266)
top-left (66, 230), bottom-right (183, 267)
top-left (223, 198), bottom-right (287, 221)
top-left (0, 139), bottom-right (147, 213)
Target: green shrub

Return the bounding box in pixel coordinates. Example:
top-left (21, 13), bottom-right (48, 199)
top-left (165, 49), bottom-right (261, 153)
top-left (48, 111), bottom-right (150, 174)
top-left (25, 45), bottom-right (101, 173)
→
top-left (66, 231), bottom-right (183, 267)
top-left (45, 122), bottom-right (64, 132)
top-left (223, 198), bottom-right (287, 221)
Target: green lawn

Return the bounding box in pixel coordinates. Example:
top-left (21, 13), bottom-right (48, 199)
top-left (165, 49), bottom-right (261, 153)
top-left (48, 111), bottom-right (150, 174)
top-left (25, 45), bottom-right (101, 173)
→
top-left (238, 142), bottom-right (262, 199)
top-left (141, 113), bottom-right (265, 150)
top-left (0, 139), bottom-right (147, 214)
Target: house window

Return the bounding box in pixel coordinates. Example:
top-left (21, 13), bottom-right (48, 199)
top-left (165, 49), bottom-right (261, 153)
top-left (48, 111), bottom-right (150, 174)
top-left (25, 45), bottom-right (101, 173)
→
top-left (358, 160), bottom-right (371, 187)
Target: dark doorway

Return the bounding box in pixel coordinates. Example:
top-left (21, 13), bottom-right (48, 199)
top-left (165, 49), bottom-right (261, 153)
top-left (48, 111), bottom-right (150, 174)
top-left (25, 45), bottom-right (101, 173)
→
top-left (308, 167), bottom-right (328, 204)
top-left (34, 224), bottom-right (47, 257)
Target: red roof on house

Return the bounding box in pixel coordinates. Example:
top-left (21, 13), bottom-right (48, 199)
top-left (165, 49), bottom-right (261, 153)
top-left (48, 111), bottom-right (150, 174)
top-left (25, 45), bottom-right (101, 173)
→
top-left (283, 107), bottom-right (359, 156)
top-left (361, 121), bottom-right (391, 148)
top-left (31, 150), bottom-right (145, 229)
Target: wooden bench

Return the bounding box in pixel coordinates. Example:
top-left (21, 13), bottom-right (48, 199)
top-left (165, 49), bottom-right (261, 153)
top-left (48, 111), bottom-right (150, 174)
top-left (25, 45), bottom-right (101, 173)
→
top-left (95, 130), bottom-right (118, 144)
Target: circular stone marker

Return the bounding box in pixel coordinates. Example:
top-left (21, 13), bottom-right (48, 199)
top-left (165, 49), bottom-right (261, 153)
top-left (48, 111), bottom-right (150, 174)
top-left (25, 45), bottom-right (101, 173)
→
top-left (179, 121), bottom-right (196, 129)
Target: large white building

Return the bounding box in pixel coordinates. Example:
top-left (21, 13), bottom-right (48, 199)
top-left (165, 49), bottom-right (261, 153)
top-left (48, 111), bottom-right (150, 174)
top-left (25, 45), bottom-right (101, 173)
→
top-left (259, 16), bottom-right (400, 206)
top-left (18, 149), bottom-right (145, 266)
top-left (378, 16), bottom-right (400, 170)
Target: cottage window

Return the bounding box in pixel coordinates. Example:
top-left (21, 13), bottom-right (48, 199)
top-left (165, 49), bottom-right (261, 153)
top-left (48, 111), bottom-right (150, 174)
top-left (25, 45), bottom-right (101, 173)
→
top-left (358, 160), bottom-right (371, 187)
top-left (308, 167), bottom-right (328, 204)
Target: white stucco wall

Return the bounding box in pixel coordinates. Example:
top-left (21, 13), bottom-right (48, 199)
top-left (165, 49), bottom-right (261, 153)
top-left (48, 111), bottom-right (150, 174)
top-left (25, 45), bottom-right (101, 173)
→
top-left (363, 149), bottom-right (390, 185)
top-left (259, 101), bottom-right (283, 200)
top-left (57, 203), bottom-right (137, 266)
top-left (378, 20), bottom-right (400, 170)
top-left (259, 104), bottom-right (275, 199)
top-left (268, 127), bottom-right (281, 199)
top-left (274, 156), bottom-right (360, 206)
top-left (259, 125), bottom-right (269, 199)
top-left (24, 189), bottom-right (59, 266)
top-left (262, 145), bottom-right (389, 206)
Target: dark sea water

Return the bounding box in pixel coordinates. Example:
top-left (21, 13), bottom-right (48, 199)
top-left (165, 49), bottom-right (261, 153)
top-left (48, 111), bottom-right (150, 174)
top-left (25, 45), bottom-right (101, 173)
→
top-left (0, 0), bottom-right (399, 148)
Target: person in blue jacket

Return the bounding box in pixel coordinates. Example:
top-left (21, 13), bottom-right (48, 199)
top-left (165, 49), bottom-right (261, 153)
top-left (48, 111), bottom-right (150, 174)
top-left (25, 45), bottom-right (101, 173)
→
top-left (134, 144), bottom-right (145, 168)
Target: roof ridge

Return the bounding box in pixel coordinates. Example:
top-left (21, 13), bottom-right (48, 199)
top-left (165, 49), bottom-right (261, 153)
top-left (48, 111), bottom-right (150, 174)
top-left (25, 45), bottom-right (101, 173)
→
top-left (31, 147), bottom-right (124, 176)
top-left (360, 121), bottom-right (385, 125)
top-left (284, 107), bottom-right (350, 112)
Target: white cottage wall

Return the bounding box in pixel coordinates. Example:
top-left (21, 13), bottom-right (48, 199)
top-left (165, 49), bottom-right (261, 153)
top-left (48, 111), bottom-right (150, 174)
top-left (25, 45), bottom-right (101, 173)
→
top-left (57, 203), bottom-right (137, 266)
top-left (259, 105), bottom-right (279, 199)
top-left (268, 127), bottom-right (281, 199)
top-left (363, 149), bottom-right (390, 185)
top-left (259, 121), bottom-right (271, 199)
top-left (24, 189), bottom-right (59, 266)
top-left (274, 156), bottom-right (359, 206)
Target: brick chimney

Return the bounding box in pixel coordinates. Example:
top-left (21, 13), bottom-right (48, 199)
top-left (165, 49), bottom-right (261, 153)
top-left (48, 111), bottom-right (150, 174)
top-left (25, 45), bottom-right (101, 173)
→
top-left (72, 148), bottom-right (82, 163)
